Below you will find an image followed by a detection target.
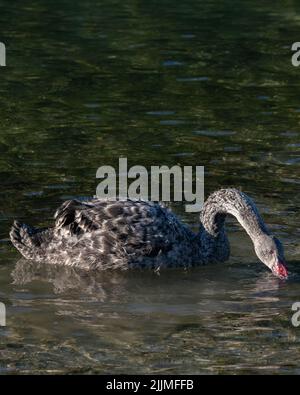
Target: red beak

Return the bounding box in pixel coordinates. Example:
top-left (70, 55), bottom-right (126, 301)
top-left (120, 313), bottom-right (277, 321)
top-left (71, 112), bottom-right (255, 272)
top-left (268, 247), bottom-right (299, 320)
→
top-left (273, 260), bottom-right (288, 279)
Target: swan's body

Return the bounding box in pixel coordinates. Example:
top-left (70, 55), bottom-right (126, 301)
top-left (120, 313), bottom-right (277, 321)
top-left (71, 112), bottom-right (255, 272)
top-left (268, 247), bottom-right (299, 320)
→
top-left (10, 189), bottom-right (288, 278)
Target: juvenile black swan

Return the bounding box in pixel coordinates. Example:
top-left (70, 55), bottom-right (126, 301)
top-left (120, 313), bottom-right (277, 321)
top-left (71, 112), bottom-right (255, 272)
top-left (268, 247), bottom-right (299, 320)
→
top-left (10, 188), bottom-right (288, 279)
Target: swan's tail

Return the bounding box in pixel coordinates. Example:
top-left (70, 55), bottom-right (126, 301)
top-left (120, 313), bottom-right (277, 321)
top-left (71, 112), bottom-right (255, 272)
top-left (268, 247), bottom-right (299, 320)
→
top-left (10, 221), bottom-right (43, 260)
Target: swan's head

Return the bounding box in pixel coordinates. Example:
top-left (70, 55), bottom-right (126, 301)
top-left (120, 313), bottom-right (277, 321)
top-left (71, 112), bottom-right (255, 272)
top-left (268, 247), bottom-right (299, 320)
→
top-left (254, 234), bottom-right (288, 279)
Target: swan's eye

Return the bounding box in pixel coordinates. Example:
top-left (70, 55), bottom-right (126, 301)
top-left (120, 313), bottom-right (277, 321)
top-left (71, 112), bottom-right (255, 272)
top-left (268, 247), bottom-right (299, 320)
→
top-left (269, 249), bottom-right (275, 255)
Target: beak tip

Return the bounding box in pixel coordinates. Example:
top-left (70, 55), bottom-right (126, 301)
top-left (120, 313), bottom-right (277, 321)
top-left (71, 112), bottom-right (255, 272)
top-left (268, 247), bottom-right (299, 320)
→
top-left (273, 261), bottom-right (288, 279)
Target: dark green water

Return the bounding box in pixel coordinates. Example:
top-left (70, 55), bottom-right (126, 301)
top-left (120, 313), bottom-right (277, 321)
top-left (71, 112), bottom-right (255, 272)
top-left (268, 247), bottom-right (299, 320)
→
top-left (1, 0), bottom-right (300, 374)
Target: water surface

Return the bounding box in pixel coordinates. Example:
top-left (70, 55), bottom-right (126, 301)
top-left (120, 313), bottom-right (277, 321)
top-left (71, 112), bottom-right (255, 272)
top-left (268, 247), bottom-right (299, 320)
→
top-left (0, 0), bottom-right (300, 374)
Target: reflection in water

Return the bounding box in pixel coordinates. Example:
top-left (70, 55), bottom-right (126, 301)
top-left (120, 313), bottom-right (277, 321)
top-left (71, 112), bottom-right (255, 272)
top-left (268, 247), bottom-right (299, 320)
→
top-left (11, 258), bottom-right (283, 300)
top-left (6, 258), bottom-right (300, 374)
top-left (1, 0), bottom-right (300, 374)
top-left (11, 259), bottom-right (129, 300)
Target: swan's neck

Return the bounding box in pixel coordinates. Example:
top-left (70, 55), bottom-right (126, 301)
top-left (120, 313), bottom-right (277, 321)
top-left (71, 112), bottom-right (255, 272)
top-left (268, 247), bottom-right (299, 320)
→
top-left (200, 189), bottom-right (269, 243)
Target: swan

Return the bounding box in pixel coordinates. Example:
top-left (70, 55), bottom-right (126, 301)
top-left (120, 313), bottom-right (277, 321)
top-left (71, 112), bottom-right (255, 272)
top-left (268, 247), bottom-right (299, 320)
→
top-left (9, 188), bottom-right (288, 279)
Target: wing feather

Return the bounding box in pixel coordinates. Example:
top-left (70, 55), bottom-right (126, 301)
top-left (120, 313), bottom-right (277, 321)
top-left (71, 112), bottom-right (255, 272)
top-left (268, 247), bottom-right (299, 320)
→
top-left (53, 199), bottom-right (192, 263)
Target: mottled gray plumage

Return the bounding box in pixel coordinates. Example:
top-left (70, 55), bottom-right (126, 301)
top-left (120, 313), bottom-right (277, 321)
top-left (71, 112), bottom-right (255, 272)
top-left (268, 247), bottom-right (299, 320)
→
top-left (9, 189), bottom-right (288, 277)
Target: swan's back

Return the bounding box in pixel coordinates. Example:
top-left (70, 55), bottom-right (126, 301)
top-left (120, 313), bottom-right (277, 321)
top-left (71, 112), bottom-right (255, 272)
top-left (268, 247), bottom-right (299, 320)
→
top-left (10, 199), bottom-right (195, 269)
